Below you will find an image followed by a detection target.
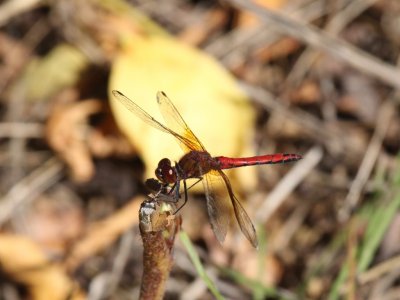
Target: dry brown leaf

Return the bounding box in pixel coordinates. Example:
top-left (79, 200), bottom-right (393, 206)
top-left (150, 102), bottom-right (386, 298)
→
top-left (46, 89), bottom-right (102, 182)
top-left (289, 80), bottom-right (321, 105)
top-left (236, 0), bottom-right (288, 28)
top-left (46, 89), bottom-right (134, 182)
top-left (0, 234), bottom-right (86, 300)
top-left (254, 37), bottom-right (302, 63)
top-left (88, 128), bottom-right (133, 158)
top-left (178, 8), bottom-right (228, 46)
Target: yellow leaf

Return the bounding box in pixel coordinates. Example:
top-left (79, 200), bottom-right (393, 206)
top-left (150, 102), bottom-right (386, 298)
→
top-left (109, 35), bottom-right (257, 192)
top-left (22, 44), bottom-right (88, 102)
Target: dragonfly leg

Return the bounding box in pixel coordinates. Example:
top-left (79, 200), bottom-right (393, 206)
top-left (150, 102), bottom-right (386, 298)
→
top-left (185, 177), bottom-right (203, 192)
top-left (174, 180), bottom-right (181, 201)
top-left (173, 179), bottom-right (187, 215)
top-left (173, 177), bottom-right (203, 215)
top-left (167, 182), bottom-right (178, 199)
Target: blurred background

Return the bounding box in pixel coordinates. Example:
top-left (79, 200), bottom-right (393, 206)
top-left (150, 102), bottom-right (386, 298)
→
top-left (0, 0), bottom-right (400, 299)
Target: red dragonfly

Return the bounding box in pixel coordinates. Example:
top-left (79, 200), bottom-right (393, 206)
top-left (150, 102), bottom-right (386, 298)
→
top-left (112, 90), bottom-right (301, 247)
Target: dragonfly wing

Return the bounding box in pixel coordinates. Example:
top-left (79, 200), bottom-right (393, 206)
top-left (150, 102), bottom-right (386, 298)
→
top-left (216, 170), bottom-right (258, 248)
top-left (202, 173), bottom-right (232, 244)
top-left (112, 90), bottom-right (195, 150)
top-left (156, 91), bottom-right (206, 152)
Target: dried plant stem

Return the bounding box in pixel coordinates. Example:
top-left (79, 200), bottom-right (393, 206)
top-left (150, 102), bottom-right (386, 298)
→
top-left (0, 156), bottom-right (63, 225)
top-left (359, 254), bottom-right (400, 285)
top-left (65, 198), bottom-right (142, 271)
top-left (139, 199), bottom-right (181, 300)
top-left (228, 0), bottom-right (400, 90)
top-left (0, 122), bottom-right (43, 138)
top-left (339, 101), bottom-right (395, 221)
top-left (0, 0), bottom-right (44, 27)
top-left (256, 146), bottom-right (322, 223)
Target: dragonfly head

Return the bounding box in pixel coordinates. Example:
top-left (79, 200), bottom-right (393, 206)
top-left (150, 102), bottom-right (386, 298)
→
top-left (155, 158), bottom-right (177, 184)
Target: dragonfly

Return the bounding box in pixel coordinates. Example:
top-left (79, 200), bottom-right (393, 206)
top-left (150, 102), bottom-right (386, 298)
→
top-left (112, 90), bottom-right (302, 248)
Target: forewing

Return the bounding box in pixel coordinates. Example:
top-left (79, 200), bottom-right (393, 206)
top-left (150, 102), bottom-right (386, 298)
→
top-left (202, 173), bottom-right (232, 244)
top-left (112, 90), bottom-right (195, 150)
top-left (217, 170), bottom-right (258, 248)
top-left (156, 91), bottom-right (206, 152)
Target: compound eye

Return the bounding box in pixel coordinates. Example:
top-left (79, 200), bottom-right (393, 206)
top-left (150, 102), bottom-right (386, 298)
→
top-left (155, 158), bottom-right (176, 184)
top-left (155, 167), bottom-right (164, 181)
top-left (145, 178), bottom-right (162, 193)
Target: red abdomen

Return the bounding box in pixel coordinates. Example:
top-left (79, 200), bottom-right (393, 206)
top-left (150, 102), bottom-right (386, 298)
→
top-left (216, 153), bottom-right (302, 170)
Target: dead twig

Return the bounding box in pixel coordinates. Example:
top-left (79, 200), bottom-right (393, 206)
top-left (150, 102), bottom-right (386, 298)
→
top-left (227, 0), bottom-right (400, 90)
top-left (0, 122), bottom-right (44, 138)
top-left (206, 0), bottom-right (326, 62)
top-left (359, 253), bottom-right (400, 285)
top-left (241, 82), bottom-right (344, 155)
top-left (0, 0), bottom-right (45, 27)
top-left (256, 146), bottom-right (323, 224)
top-left (0, 156), bottom-right (64, 226)
top-left (64, 198), bottom-right (142, 271)
top-left (339, 100), bottom-right (395, 222)
top-left (88, 231), bottom-right (135, 300)
top-left (272, 199), bottom-right (313, 252)
top-left (285, 0), bottom-right (380, 86)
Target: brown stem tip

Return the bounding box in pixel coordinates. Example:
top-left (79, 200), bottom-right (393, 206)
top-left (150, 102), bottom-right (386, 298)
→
top-left (139, 197), bottom-right (181, 300)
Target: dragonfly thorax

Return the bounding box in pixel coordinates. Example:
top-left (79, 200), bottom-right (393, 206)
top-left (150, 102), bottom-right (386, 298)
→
top-left (177, 151), bottom-right (218, 178)
top-left (155, 158), bottom-right (178, 184)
